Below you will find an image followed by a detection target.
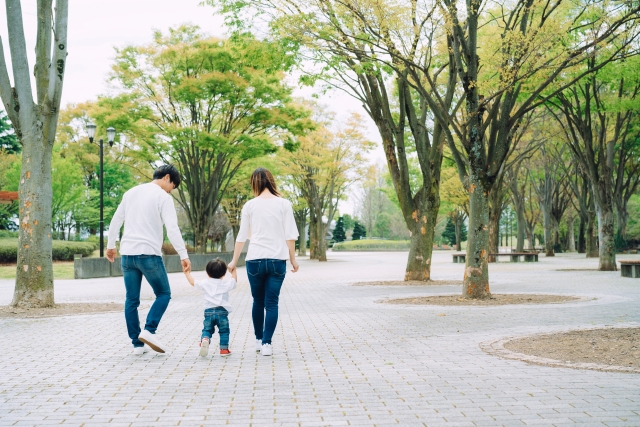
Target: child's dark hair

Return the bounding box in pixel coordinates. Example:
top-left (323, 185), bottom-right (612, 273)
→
top-left (206, 258), bottom-right (227, 279)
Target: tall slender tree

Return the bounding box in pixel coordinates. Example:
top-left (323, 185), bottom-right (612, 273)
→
top-left (0, 0), bottom-right (69, 307)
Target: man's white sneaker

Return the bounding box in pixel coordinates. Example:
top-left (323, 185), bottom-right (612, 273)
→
top-left (261, 343), bottom-right (272, 356)
top-left (138, 330), bottom-right (167, 353)
top-left (256, 339), bottom-right (262, 352)
top-left (132, 345), bottom-right (150, 355)
top-left (199, 339), bottom-right (210, 357)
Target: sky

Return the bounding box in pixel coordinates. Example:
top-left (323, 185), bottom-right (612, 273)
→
top-left (0, 0), bottom-right (385, 216)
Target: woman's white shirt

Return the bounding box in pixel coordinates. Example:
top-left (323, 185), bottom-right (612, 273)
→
top-left (236, 197), bottom-right (299, 261)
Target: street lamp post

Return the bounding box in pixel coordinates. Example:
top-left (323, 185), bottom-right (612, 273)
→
top-left (86, 123), bottom-right (116, 257)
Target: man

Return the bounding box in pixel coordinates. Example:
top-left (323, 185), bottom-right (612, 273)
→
top-left (106, 165), bottom-right (191, 355)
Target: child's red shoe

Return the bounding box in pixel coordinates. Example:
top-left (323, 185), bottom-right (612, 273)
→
top-left (220, 349), bottom-right (231, 357)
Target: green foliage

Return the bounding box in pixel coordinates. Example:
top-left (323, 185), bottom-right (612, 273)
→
top-left (342, 214), bottom-right (355, 232)
top-left (352, 221), bottom-right (367, 240)
top-left (332, 239), bottom-right (410, 251)
top-left (332, 216), bottom-right (346, 242)
top-left (0, 239), bottom-right (97, 263)
top-left (0, 111), bottom-right (19, 154)
top-left (442, 218), bottom-right (457, 246)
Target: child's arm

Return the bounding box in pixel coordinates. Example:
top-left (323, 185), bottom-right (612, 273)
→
top-left (230, 268), bottom-right (237, 282)
top-left (184, 270), bottom-right (195, 287)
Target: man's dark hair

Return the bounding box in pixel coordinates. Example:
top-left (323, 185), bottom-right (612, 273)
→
top-left (153, 164), bottom-right (181, 188)
top-left (206, 258), bottom-right (228, 279)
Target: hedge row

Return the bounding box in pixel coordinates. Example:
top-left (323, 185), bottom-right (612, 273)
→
top-left (332, 239), bottom-right (410, 251)
top-left (0, 230), bottom-right (18, 239)
top-left (0, 239), bottom-right (98, 263)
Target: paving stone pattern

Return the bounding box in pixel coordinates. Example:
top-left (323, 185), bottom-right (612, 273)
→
top-left (1, 252), bottom-right (639, 426)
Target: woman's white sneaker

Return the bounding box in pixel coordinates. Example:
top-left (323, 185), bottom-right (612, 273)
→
top-left (138, 330), bottom-right (167, 353)
top-left (261, 343), bottom-right (272, 356)
top-left (256, 339), bottom-right (262, 352)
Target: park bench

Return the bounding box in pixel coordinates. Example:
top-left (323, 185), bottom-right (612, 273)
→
top-left (452, 253), bottom-right (466, 263)
top-left (619, 260), bottom-right (640, 278)
top-left (490, 252), bottom-right (539, 262)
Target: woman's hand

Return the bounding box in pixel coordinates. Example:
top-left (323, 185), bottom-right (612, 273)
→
top-left (290, 259), bottom-right (299, 273)
top-left (227, 260), bottom-right (237, 273)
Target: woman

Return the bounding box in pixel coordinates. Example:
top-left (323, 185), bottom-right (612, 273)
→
top-left (227, 168), bottom-right (300, 356)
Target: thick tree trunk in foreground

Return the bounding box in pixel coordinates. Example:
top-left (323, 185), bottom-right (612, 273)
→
top-left (463, 179), bottom-right (490, 299)
top-left (596, 204), bottom-right (617, 271)
top-left (404, 200), bottom-right (438, 280)
top-left (11, 134), bottom-right (55, 307)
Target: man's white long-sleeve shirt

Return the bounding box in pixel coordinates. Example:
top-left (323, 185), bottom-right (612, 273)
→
top-left (107, 183), bottom-right (189, 260)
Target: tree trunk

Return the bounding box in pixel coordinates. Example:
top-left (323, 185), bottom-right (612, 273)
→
top-left (404, 200), bottom-right (438, 280)
top-left (316, 216), bottom-right (327, 262)
top-left (566, 215), bottom-right (575, 252)
top-left (12, 134), bottom-right (55, 308)
top-left (586, 212), bottom-right (599, 258)
top-left (577, 215), bottom-right (586, 253)
top-left (542, 206), bottom-right (554, 257)
top-left (488, 205), bottom-right (501, 262)
top-left (297, 216), bottom-right (307, 257)
top-left (515, 202), bottom-right (525, 252)
top-left (454, 216), bottom-right (462, 251)
top-left (595, 203), bottom-right (616, 271)
top-left (463, 179), bottom-right (490, 299)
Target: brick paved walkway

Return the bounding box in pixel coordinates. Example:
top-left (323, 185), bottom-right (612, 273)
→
top-left (1, 251), bottom-right (639, 426)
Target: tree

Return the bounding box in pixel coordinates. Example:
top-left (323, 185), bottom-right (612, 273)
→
top-left (0, 0), bottom-right (69, 307)
top-left (332, 216), bottom-right (346, 243)
top-left (0, 110), bottom-right (19, 153)
top-left (442, 218), bottom-right (457, 247)
top-left (98, 26), bottom-right (310, 253)
top-left (281, 108), bottom-right (372, 261)
top-left (352, 221), bottom-right (367, 241)
top-left (208, 0), bottom-right (458, 281)
top-left (548, 55), bottom-right (640, 269)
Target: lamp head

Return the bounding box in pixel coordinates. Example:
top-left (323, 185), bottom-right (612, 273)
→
top-left (106, 127), bottom-right (116, 146)
top-left (86, 123), bottom-right (97, 142)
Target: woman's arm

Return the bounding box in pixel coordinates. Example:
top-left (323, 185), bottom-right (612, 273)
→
top-left (287, 240), bottom-right (299, 272)
top-left (227, 241), bottom-right (245, 273)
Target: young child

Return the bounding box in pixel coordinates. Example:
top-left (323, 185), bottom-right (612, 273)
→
top-left (184, 258), bottom-right (237, 357)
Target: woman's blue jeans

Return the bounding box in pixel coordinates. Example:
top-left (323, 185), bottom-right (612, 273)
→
top-left (121, 255), bottom-right (171, 347)
top-left (246, 259), bottom-right (286, 345)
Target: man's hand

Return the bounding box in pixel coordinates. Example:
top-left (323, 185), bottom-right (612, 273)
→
top-left (290, 259), bottom-right (299, 273)
top-left (227, 260), bottom-right (236, 273)
top-left (181, 258), bottom-right (191, 273)
top-left (106, 248), bottom-right (117, 263)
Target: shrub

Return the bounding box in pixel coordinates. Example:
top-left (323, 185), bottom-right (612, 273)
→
top-left (162, 242), bottom-right (196, 254)
top-left (0, 230), bottom-right (18, 239)
top-left (0, 238), bottom-right (97, 263)
top-left (332, 239), bottom-right (410, 251)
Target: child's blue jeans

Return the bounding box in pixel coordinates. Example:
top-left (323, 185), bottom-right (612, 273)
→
top-left (201, 307), bottom-right (230, 349)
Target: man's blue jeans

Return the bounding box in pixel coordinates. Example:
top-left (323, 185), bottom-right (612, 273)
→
top-left (246, 259), bottom-right (286, 345)
top-left (122, 255), bottom-right (171, 347)
top-left (201, 307), bottom-right (230, 349)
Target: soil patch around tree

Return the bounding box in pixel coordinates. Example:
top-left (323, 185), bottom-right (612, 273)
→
top-left (483, 327), bottom-right (640, 373)
top-left (381, 294), bottom-right (583, 306)
top-left (0, 303), bottom-right (141, 319)
top-left (354, 280), bottom-right (463, 286)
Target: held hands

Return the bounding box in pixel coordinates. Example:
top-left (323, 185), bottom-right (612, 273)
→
top-left (106, 248), bottom-right (117, 263)
top-left (290, 259), bottom-right (299, 273)
top-left (181, 258), bottom-right (191, 273)
top-left (227, 260), bottom-right (236, 273)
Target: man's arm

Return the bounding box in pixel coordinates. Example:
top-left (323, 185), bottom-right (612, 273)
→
top-left (160, 196), bottom-right (191, 271)
top-left (106, 197), bottom-right (126, 263)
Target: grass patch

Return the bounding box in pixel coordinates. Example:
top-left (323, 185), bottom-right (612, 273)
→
top-left (332, 239), bottom-right (410, 251)
top-left (0, 262), bottom-right (75, 280)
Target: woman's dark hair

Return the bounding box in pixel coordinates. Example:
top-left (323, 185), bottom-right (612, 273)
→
top-left (206, 258), bottom-right (228, 279)
top-left (250, 167), bottom-right (281, 197)
top-left (153, 164), bottom-right (181, 188)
